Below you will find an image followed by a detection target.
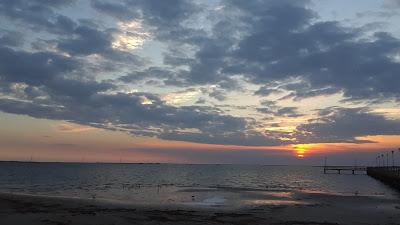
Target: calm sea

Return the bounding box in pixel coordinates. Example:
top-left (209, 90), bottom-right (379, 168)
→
top-left (0, 162), bottom-right (397, 208)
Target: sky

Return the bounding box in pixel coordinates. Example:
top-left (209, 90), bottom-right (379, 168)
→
top-left (0, 0), bottom-right (400, 165)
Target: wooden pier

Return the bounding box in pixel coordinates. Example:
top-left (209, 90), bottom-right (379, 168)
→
top-left (367, 167), bottom-right (400, 189)
top-left (323, 166), bottom-right (367, 174)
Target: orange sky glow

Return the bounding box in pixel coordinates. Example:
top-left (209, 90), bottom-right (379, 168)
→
top-left (1, 113), bottom-right (399, 165)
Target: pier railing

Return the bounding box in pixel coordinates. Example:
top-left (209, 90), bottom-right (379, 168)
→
top-left (323, 166), bottom-right (367, 174)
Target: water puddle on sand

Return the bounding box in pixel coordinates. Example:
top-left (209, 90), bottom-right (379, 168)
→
top-left (176, 188), bottom-right (312, 209)
top-left (244, 199), bottom-right (309, 206)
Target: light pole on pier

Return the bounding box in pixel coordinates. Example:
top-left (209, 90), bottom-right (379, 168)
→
top-left (382, 154), bottom-right (385, 167)
top-left (386, 153), bottom-right (389, 168)
top-left (392, 151), bottom-right (394, 167)
top-left (378, 155), bottom-right (380, 167)
top-left (398, 148), bottom-right (400, 166)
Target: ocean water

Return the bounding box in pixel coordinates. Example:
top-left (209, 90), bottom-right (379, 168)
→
top-left (0, 162), bottom-right (398, 208)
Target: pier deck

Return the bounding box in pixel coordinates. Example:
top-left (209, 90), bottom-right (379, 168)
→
top-left (323, 166), bottom-right (367, 174)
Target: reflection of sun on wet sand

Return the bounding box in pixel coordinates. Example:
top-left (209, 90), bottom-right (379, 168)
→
top-left (1, 191), bottom-right (400, 225)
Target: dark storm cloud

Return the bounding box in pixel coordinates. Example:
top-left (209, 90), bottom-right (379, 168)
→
top-left (294, 107), bottom-right (400, 143)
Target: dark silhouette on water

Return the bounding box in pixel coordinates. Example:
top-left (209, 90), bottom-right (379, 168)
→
top-left (322, 157), bottom-right (366, 175)
top-left (324, 166), bottom-right (367, 175)
top-left (367, 167), bottom-right (400, 189)
top-left (367, 148), bottom-right (400, 190)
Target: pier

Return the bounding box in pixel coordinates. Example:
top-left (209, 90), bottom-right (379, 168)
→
top-left (323, 166), bottom-right (367, 174)
top-left (367, 167), bottom-right (400, 189)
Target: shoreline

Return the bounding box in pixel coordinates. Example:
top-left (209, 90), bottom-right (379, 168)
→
top-left (1, 186), bottom-right (396, 211)
top-left (1, 191), bottom-right (400, 225)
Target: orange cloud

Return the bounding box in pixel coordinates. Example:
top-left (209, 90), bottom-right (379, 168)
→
top-left (56, 123), bottom-right (97, 133)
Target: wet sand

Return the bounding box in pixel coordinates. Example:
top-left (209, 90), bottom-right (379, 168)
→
top-left (0, 191), bottom-right (399, 225)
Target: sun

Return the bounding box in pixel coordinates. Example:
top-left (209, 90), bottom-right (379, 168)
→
top-left (293, 144), bottom-right (309, 158)
top-left (293, 144), bottom-right (325, 158)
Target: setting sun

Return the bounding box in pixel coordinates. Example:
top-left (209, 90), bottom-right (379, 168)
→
top-left (293, 144), bottom-right (308, 158)
top-left (292, 144), bottom-right (326, 158)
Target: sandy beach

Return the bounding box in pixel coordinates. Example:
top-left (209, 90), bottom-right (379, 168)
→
top-left (0, 191), bottom-right (399, 225)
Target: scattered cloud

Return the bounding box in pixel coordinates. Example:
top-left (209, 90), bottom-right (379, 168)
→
top-left (161, 88), bottom-right (201, 105)
top-left (56, 123), bottom-right (97, 133)
top-left (0, 0), bottom-right (399, 147)
top-left (112, 20), bottom-right (150, 51)
top-left (294, 107), bottom-right (400, 143)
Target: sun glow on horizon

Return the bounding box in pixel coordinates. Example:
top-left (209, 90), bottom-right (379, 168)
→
top-left (293, 144), bottom-right (325, 158)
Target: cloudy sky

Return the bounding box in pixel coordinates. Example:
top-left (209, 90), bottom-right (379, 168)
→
top-left (1, 0), bottom-right (400, 165)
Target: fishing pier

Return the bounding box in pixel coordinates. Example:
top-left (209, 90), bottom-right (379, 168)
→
top-left (323, 166), bottom-right (367, 174)
top-left (367, 167), bottom-right (400, 189)
top-left (323, 165), bottom-right (400, 189)
top-left (322, 149), bottom-right (400, 189)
